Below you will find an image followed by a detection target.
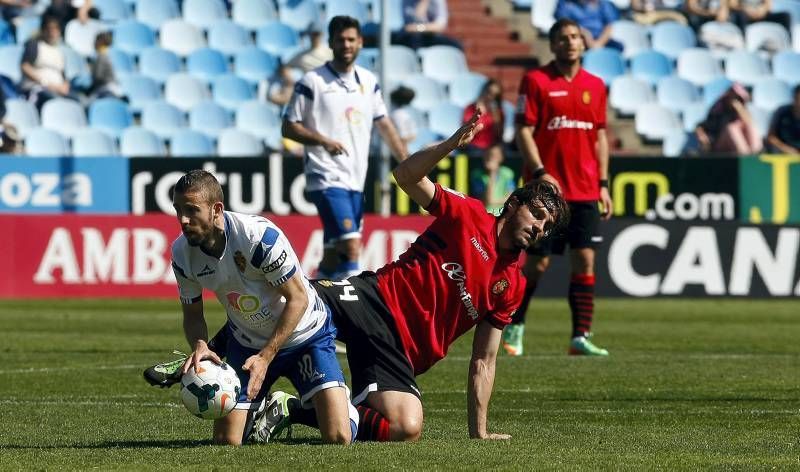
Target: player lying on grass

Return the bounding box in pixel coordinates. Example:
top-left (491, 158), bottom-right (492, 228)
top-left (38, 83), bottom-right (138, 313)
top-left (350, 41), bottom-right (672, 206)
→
top-left (146, 113), bottom-right (570, 442)
top-left (165, 169), bottom-right (358, 445)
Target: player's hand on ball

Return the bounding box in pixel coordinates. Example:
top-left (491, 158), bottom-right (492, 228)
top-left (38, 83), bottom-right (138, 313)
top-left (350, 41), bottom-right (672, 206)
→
top-left (242, 354), bottom-right (269, 401)
top-left (182, 340), bottom-right (223, 374)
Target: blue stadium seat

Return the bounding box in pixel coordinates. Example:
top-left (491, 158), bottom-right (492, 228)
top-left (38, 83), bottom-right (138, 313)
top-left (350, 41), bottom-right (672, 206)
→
top-left (160, 19), bottom-right (206, 56)
top-left (611, 20), bottom-right (649, 58)
top-left (119, 74), bottom-right (161, 112)
top-left (120, 126), bottom-right (165, 156)
top-left (235, 100), bottom-right (281, 144)
top-left (0, 19), bottom-right (11, 46)
top-left (25, 128), bottom-right (70, 157)
top-left (4, 99), bottom-right (40, 138)
top-left (532, 0), bottom-right (557, 33)
top-left (278, 0), bottom-right (322, 33)
top-left (324, 0), bottom-right (368, 24)
top-left (165, 73), bottom-right (209, 111)
top-left (187, 48), bottom-right (229, 83)
top-left (752, 78), bottom-right (791, 112)
top-left (208, 20), bottom-right (253, 57)
top-left (656, 76), bottom-right (700, 113)
top-left (773, 0), bottom-right (800, 24)
top-left (212, 74), bottom-right (255, 111)
top-left (183, 0), bottom-right (228, 30)
top-left (232, 0), bottom-right (278, 31)
top-left (88, 98), bottom-right (133, 139)
top-left (217, 128), bottom-right (263, 157)
top-left (402, 75), bottom-right (448, 112)
top-left (65, 19), bottom-right (107, 57)
top-left (449, 72), bottom-right (488, 107)
top-left (582, 47), bottom-right (625, 85)
top-left (677, 48), bottom-right (722, 86)
top-left (384, 45), bottom-right (421, 80)
top-left (107, 47), bottom-right (135, 78)
top-left (652, 21), bottom-right (696, 59)
top-left (356, 48), bottom-right (378, 69)
top-left (745, 21), bottom-right (791, 53)
top-left (61, 45), bottom-right (92, 88)
top-left (256, 21), bottom-right (300, 57)
top-left (725, 50), bottom-right (769, 86)
top-left (682, 102), bottom-right (710, 132)
top-left (699, 21), bottom-right (744, 59)
top-left (112, 20), bottom-right (155, 55)
top-left (702, 77), bottom-right (733, 105)
top-left (630, 49), bottom-right (672, 86)
top-left (72, 129), bottom-right (119, 156)
top-left (94, 0), bottom-right (131, 22)
top-left (0, 45), bottom-right (23, 83)
top-left (234, 47), bottom-right (280, 85)
top-left (170, 129), bottom-right (215, 157)
top-left (408, 128), bottom-right (442, 154)
top-left (502, 99), bottom-right (515, 142)
top-left (635, 103), bottom-right (682, 140)
top-left (747, 103), bottom-right (772, 137)
top-left (428, 102), bottom-right (464, 137)
top-left (662, 129), bottom-right (689, 157)
top-left (136, 0), bottom-right (179, 30)
top-left (15, 16), bottom-right (40, 44)
top-left (610, 75), bottom-right (654, 116)
top-left (138, 46), bottom-right (181, 84)
top-left (189, 100), bottom-right (232, 138)
top-left (41, 98), bottom-right (87, 138)
top-left (141, 100), bottom-right (186, 139)
top-left (419, 46), bottom-right (469, 83)
top-left (772, 51), bottom-right (800, 86)
top-left (364, 0), bottom-right (405, 31)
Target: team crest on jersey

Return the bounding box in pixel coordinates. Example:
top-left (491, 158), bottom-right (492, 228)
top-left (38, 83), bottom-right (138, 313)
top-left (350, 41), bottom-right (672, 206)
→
top-left (342, 218), bottom-right (353, 230)
top-left (492, 279), bottom-right (509, 295)
top-left (582, 91), bottom-right (591, 105)
top-left (234, 251), bottom-right (246, 273)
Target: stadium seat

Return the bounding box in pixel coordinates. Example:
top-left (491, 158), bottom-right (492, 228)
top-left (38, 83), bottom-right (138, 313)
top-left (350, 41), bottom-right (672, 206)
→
top-left (677, 48), bottom-right (722, 86)
top-left (208, 20), bottom-right (252, 57)
top-left (408, 128), bottom-right (442, 154)
top-left (0, 45), bottom-right (23, 83)
top-left (234, 47), bottom-right (280, 85)
top-left (212, 74), bottom-right (255, 111)
top-left (72, 129), bottom-right (119, 156)
top-left (531, 0), bottom-right (557, 33)
top-left (136, 0), bottom-right (179, 30)
top-left (94, 0), bottom-right (131, 22)
top-left (24, 128), bottom-right (70, 157)
top-left (609, 75), bottom-right (654, 116)
top-left (773, 0), bottom-right (800, 25)
top-left (138, 46), bottom-right (181, 84)
top-left (189, 100), bottom-right (232, 138)
top-left (682, 102), bottom-right (710, 132)
top-left (630, 49), bottom-right (672, 86)
top-left (383, 45), bottom-right (421, 80)
top-left (4, 99), bottom-right (40, 138)
top-left (234, 100), bottom-right (281, 143)
top-left (119, 74), bottom-right (161, 112)
top-left (357, 48), bottom-right (378, 70)
top-left (702, 77), bottom-right (734, 105)
top-left (64, 19), bottom-right (107, 57)
top-left (428, 102), bottom-right (464, 137)
top-left (745, 21), bottom-right (790, 53)
top-left (402, 75), bottom-right (448, 112)
top-left (15, 16), bottom-right (40, 44)
top-left (365, 0), bottom-right (405, 31)
top-left (699, 21), bottom-right (745, 59)
top-left (278, 0), bottom-right (321, 32)
top-left (120, 126), bottom-right (165, 156)
top-left (41, 98), bottom-right (87, 138)
top-left (449, 72), bottom-right (488, 107)
top-left (165, 73), bottom-right (209, 111)
top-left (183, 0), bottom-right (227, 30)
top-left (186, 48), bottom-right (229, 83)
top-left (160, 19), bottom-right (206, 56)
top-left (217, 128), bottom-right (263, 157)
top-left (635, 103), bottom-right (682, 140)
top-left (747, 103), bottom-right (772, 137)
top-left (170, 129), bottom-right (215, 157)
top-left (652, 21), bottom-right (696, 59)
top-left (725, 50), bottom-right (770, 86)
top-left (582, 47), bottom-right (625, 85)
top-left (752, 78), bottom-right (792, 111)
top-left (61, 46), bottom-right (92, 88)
top-left (419, 46), bottom-right (469, 83)
top-left (141, 101), bottom-right (186, 139)
top-left (112, 20), bottom-right (155, 55)
top-left (656, 76), bottom-right (700, 113)
top-left (88, 98), bottom-right (133, 139)
top-left (502, 99), bottom-right (515, 142)
top-left (0, 19), bottom-right (11, 47)
top-left (324, 0), bottom-right (368, 24)
top-left (611, 20), bottom-right (650, 58)
top-left (256, 21), bottom-right (300, 57)
top-left (662, 129), bottom-right (689, 157)
top-left (772, 51), bottom-right (800, 86)
top-left (107, 47), bottom-right (135, 78)
top-left (232, 0), bottom-right (278, 31)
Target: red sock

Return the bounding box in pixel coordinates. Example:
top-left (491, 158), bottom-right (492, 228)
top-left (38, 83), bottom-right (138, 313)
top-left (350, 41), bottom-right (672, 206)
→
top-left (569, 274), bottom-right (595, 338)
top-left (355, 405), bottom-right (391, 442)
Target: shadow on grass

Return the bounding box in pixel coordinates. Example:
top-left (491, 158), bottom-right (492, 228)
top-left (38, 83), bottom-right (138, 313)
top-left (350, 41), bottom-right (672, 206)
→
top-left (1, 437), bottom-right (324, 449)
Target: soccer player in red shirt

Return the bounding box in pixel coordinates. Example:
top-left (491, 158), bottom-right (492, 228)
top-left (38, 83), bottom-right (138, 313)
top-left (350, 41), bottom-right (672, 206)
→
top-left (504, 18), bottom-right (613, 357)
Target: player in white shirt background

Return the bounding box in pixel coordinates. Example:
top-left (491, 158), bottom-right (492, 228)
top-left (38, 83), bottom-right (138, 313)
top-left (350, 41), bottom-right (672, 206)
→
top-left (283, 15), bottom-right (407, 281)
top-left (170, 170), bottom-right (357, 446)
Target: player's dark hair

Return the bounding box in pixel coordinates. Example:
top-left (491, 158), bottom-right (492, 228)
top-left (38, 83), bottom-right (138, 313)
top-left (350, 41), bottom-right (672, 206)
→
top-left (174, 170), bottom-right (224, 205)
top-left (329, 15), bottom-right (361, 38)
top-left (501, 180), bottom-right (570, 240)
top-left (548, 18), bottom-right (581, 43)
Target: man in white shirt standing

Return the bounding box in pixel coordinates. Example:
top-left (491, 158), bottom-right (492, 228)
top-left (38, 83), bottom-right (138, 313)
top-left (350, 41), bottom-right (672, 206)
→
top-left (283, 16), bottom-right (407, 281)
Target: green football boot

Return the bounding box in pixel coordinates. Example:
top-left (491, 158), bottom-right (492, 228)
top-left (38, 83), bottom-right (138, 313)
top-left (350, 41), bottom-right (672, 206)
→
top-left (142, 350), bottom-right (187, 388)
top-left (250, 391), bottom-right (295, 443)
top-left (501, 324), bottom-right (524, 356)
top-left (568, 334), bottom-right (609, 356)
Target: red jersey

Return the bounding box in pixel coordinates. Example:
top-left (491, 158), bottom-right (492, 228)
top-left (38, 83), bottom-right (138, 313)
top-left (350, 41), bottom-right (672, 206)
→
top-left (375, 184), bottom-right (524, 375)
top-left (516, 62), bottom-right (607, 202)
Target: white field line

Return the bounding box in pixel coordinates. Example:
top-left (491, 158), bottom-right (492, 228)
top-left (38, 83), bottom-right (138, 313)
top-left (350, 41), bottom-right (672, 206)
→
top-left (0, 398), bottom-right (183, 408)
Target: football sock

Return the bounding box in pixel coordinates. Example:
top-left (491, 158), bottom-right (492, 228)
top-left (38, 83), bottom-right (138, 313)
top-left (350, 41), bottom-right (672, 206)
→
top-left (569, 274), bottom-right (595, 338)
top-left (510, 279), bottom-right (538, 325)
top-left (355, 405), bottom-right (390, 442)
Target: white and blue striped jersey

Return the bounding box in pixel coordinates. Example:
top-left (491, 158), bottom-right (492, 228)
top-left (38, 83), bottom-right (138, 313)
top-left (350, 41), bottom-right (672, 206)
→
top-left (285, 62), bottom-right (388, 193)
top-left (171, 211), bottom-right (326, 351)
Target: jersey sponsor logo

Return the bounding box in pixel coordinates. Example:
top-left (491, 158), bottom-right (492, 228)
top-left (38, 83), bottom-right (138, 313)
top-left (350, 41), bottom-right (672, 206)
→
top-left (440, 262), bottom-right (479, 320)
top-left (234, 251), bottom-right (246, 273)
top-left (470, 237), bottom-right (489, 261)
top-left (345, 107), bottom-right (364, 125)
top-left (197, 265), bottom-right (215, 277)
top-left (546, 115), bottom-right (594, 131)
top-left (262, 250), bottom-right (287, 273)
top-left (226, 292), bottom-right (274, 323)
top-left (492, 279), bottom-right (509, 295)
top-left (549, 90), bottom-right (568, 97)
top-left (582, 90), bottom-right (591, 104)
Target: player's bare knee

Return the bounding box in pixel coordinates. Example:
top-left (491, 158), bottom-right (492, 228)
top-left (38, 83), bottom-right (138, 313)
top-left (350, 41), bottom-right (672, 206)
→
top-left (394, 415), bottom-right (423, 441)
top-left (212, 431), bottom-right (242, 446)
top-left (320, 425), bottom-right (352, 445)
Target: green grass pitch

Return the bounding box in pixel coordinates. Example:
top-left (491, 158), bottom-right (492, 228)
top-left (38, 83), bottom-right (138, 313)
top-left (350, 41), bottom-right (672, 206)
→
top-left (0, 298), bottom-right (798, 470)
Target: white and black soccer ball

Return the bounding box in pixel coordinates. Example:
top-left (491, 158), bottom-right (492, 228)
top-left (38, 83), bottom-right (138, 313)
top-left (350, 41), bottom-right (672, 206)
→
top-left (180, 360), bottom-right (240, 420)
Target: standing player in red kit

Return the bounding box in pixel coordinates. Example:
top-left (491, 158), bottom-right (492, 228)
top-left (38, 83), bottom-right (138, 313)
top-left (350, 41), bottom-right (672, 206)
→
top-left (502, 18), bottom-right (613, 357)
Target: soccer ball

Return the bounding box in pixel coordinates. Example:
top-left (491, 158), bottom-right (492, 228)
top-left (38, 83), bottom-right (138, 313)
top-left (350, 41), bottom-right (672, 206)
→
top-left (180, 360), bottom-right (241, 420)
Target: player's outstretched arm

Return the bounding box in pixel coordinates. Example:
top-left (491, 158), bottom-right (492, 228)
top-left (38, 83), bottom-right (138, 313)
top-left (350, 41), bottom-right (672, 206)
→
top-left (393, 111), bottom-right (483, 208)
top-left (467, 320), bottom-right (511, 440)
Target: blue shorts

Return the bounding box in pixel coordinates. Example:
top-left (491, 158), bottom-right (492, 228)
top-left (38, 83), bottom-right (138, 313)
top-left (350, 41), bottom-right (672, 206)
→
top-left (226, 309), bottom-right (346, 411)
top-left (305, 188), bottom-right (364, 247)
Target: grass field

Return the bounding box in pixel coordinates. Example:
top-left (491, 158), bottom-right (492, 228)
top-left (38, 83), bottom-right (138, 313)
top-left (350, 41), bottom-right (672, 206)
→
top-left (1, 298), bottom-right (798, 470)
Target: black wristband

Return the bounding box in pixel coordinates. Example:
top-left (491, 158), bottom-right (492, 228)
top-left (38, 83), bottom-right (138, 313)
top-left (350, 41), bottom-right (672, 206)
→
top-left (600, 179), bottom-right (609, 188)
top-left (531, 167), bottom-right (547, 179)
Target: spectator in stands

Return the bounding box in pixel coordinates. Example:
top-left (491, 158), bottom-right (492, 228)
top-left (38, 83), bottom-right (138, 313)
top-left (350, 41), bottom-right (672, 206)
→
top-left (696, 83), bottom-right (763, 154)
top-left (462, 79), bottom-right (504, 157)
top-left (392, 0), bottom-right (463, 50)
top-left (630, 0), bottom-right (688, 25)
top-left (469, 144), bottom-right (517, 216)
top-left (729, 0), bottom-right (792, 38)
top-left (44, 0), bottom-right (98, 31)
top-left (685, 0), bottom-right (730, 30)
top-left (20, 14), bottom-right (76, 109)
top-left (554, 0), bottom-right (623, 50)
top-left (267, 64), bottom-right (297, 107)
top-left (389, 85), bottom-right (418, 147)
top-left (287, 28), bottom-right (333, 73)
top-left (766, 84), bottom-right (800, 155)
top-left (1, 0), bottom-right (34, 28)
top-left (88, 31), bottom-right (121, 99)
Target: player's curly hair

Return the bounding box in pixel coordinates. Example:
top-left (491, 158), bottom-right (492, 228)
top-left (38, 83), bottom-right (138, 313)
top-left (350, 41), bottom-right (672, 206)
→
top-left (174, 170), bottom-right (224, 205)
top-left (501, 180), bottom-right (570, 240)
